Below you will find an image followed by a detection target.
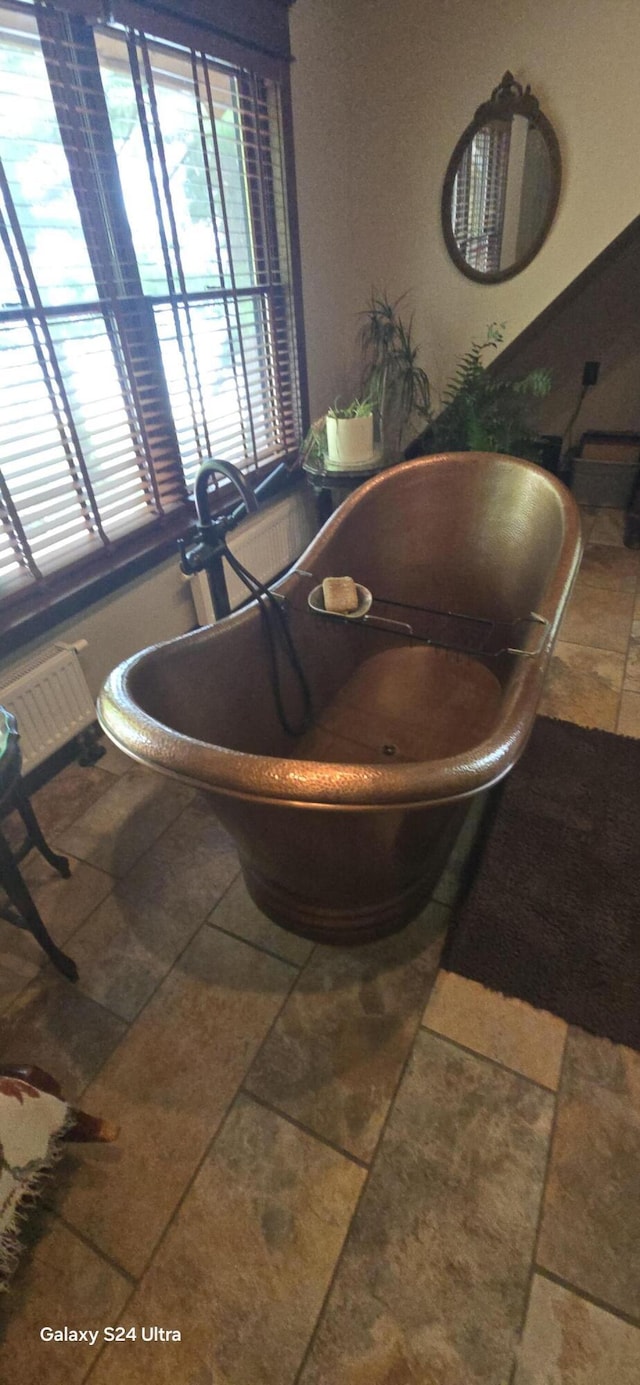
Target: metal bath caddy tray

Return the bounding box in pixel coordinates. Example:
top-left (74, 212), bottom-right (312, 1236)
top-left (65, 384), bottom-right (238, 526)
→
top-left (305, 579), bottom-right (548, 659)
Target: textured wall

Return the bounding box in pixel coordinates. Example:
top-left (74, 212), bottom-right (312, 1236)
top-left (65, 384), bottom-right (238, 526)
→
top-left (291, 0), bottom-right (640, 407)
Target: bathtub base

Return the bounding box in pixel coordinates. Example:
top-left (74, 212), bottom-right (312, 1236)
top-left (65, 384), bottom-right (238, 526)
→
top-left (237, 800), bottom-right (467, 945)
top-left (242, 862), bottom-right (440, 944)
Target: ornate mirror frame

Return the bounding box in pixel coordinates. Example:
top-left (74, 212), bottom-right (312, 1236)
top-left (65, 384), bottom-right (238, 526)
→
top-left (441, 72), bottom-right (562, 285)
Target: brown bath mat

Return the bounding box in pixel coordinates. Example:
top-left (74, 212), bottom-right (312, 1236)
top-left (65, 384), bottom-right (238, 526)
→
top-left (442, 716), bottom-right (640, 1052)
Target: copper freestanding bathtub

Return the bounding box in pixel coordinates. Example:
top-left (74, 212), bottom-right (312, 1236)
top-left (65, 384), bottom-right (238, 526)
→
top-left (99, 453), bottom-right (581, 943)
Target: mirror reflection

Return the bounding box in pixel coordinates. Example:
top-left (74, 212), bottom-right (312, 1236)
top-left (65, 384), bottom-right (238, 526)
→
top-left (442, 73), bottom-right (561, 284)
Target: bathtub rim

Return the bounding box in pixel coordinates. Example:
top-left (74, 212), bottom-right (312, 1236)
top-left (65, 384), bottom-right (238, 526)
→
top-left (98, 649), bottom-right (547, 810)
top-left (98, 452), bottom-right (582, 810)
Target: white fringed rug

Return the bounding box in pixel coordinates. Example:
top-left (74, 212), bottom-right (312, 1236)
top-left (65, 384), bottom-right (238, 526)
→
top-left (0, 1076), bottom-right (71, 1287)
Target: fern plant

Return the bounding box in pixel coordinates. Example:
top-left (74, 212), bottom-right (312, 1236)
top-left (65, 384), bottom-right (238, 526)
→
top-left (420, 323), bottom-right (551, 461)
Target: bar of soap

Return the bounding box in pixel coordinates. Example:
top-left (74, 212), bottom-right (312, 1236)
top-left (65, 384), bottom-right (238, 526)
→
top-left (322, 576), bottom-right (359, 614)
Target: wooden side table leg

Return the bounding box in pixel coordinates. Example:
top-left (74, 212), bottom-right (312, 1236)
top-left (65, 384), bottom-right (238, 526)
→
top-left (0, 830), bottom-right (78, 982)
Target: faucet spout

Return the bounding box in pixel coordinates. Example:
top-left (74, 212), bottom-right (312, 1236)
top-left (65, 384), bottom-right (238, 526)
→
top-left (194, 458), bottom-right (258, 528)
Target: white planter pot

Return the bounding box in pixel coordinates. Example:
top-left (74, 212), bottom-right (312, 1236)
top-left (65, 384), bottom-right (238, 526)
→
top-left (324, 413), bottom-right (374, 471)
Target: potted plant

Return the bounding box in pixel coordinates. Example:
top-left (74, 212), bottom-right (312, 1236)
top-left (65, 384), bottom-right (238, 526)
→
top-left (299, 291), bottom-right (432, 476)
top-left (358, 291), bottom-right (431, 462)
top-left (411, 323), bottom-right (551, 461)
top-left (324, 398), bottom-right (376, 471)
top-left (300, 398), bottom-right (377, 474)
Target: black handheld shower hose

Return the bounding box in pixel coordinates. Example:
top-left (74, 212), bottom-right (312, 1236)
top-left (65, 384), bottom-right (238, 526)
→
top-left (222, 543), bottom-right (313, 738)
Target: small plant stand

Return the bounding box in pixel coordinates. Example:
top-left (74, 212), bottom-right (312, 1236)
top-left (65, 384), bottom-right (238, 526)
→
top-left (302, 456), bottom-right (382, 525)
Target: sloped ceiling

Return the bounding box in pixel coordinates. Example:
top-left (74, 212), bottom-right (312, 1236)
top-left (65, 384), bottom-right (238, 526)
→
top-left (497, 217), bottom-right (640, 437)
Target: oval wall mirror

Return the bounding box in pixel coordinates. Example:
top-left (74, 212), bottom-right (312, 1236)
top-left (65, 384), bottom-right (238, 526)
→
top-left (441, 72), bottom-right (561, 284)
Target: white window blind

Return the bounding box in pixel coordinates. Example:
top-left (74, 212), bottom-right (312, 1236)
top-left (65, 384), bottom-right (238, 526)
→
top-left (0, 1), bottom-right (301, 601)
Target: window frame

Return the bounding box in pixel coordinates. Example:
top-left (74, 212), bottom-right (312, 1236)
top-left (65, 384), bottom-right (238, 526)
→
top-left (0, 0), bottom-right (308, 649)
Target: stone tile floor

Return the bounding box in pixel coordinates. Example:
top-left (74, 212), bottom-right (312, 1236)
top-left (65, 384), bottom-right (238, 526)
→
top-left (1, 506), bottom-right (639, 1383)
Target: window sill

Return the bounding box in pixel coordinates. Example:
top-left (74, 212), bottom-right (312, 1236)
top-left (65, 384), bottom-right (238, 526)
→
top-left (0, 466), bottom-right (302, 660)
top-left (0, 509), bottom-right (195, 660)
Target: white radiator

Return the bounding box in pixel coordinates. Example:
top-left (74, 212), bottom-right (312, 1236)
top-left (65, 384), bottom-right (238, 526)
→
top-left (0, 642), bottom-right (96, 774)
top-left (187, 488), bottom-right (316, 625)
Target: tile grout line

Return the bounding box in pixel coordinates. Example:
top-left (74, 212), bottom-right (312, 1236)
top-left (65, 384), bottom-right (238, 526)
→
top-left (81, 937), bottom-right (308, 1287)
top-left (205, 916), bottom-right (310, 970)
top-left (507, 1023), bottom-right (569, 1385)
top-left (5, 816), bottom-right (313, 1294)
top-left (63, 882), bottom-right (272, 1105)
top-left (613, 567), bottom-right (639, 731)
top-left (3, 825), bottom-right (249, 1098)
top-left (547, 528), bottom-right (639, 733)
top-left (49, 781), bottom-right (198, 881)
top-left (240, 1088), bottom-right (370, 1170)
top-left (420, 1021), bottom-right (563, 1095)
top-left (68, 946), bottom-right (308, 1385)
top-left (292, 1165), bottom-right (371, 1384)
top-left (533, 1264), bottom-right (640, 1333)
top-left (291, 965), bottom-right (444, 1385)
top-left (0, 871), bottom-right (125, 1033)
top-left (53, 1213), bottom-right (138, 1287)
top-left (203, 866), bottom-right (242, 916)
top-left (81, 1280), bottom-right (142, 1384)
top-left (76, 1010), bottom-right (373, 1385)
top-left (0, 789), bottom-right (121, 1010)
top-left (541, 631), bottom-right (628, 734)
top-left (65, 826), bottom-right (201, 947)
top-left (0, 963), bottom-right (129, 1101)
top-left (33, 762), bottom-right (118, 843)
top-left (57, 840), bottom-right (245, 1021)
top-left (0, 958), bottom-right (128, 1104)
top-left (34, 872), bottom-right (118, 959)
top-left (10, 779), bottom-right (205, 994)
top-left (0, 854), bottom-right (118, 1011)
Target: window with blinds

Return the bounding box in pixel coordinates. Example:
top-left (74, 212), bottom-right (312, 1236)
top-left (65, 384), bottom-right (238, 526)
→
top-left (452, 121), bottom-right (511, 274)
top-left (0, 1), bottom-right (301, 602)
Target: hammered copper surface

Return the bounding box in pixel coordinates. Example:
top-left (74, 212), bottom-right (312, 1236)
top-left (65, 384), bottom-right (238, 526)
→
top-left (98, 454), bottom-right (581, 942)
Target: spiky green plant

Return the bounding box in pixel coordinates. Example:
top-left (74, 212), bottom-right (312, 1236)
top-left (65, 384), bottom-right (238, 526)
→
top-left (299, 398), bottom-right (374, 470)
top-left (326, 397), bottom-right (374, 420)
top-left (420, 323), bottom-right (551, 460)
top-left (299, 415), bottom-right (327, 469)
top-left (358, 291), bottom-right (431, 459)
